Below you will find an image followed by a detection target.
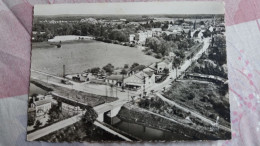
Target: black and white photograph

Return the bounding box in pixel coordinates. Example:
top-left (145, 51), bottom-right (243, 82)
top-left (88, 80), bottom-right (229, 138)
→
top-left (27, 2), bottom-right (231, 142)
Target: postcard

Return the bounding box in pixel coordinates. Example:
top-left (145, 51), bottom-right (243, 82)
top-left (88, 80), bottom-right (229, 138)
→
top-left (27, 1), bottom-right (230, 142)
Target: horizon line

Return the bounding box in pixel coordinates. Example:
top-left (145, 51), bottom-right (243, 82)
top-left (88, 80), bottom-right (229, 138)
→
top-left (34, 2), bottom-right (225, 16)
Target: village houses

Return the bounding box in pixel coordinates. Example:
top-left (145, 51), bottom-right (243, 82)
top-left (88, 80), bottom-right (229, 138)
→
top-left (105, 75), bottom-right (124, 87)
top-left (30, 94), bottom-right (52, 117)
top-left (124, 71), bottom-right (155, 91)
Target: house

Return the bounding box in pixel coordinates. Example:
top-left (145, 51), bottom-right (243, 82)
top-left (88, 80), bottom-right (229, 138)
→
top-left (129, 34), bottom-right (136, 42)
top-left (168, 25), bottom-right (183, 33)
top-left (153, 18), bottom-right (173, 23)
top-left (31, 96), bottom-right (52, 117)
top-left (124, 71), bottom-right (155, 91)
top-left (161, 31), bottom-right (178, 36)
top-left (32, 31), bottom-right (46, 35)
top-left (127, 65), bottom-right (146, 76)
top-left (182, 28), bottom-right (190, 34)
top-left (144, 71), bottom-right (156, 87)
top-left (192, 29), bottom-right (204, 41)
top-left (136, 31), bottom-right (153, 44)
top-left (151, 28), bottom-right (162, 36)
top-left (120, 19), bottom-right (127, 22)
top-left (169, 52), bottom-right (176, 58)
top-left (156, 59), bottom-right (173, 73)
top-left (105, 75), bottom-right (124, 87)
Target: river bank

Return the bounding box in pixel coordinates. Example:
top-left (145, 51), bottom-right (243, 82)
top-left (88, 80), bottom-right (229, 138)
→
top-left (48, 35), bottom-right (94, 43)
top-left (116, 103), bottom-right (231, 141)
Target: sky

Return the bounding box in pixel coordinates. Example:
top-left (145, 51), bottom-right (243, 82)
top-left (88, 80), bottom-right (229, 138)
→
top-left (34, 2), bottom-right (224, 16)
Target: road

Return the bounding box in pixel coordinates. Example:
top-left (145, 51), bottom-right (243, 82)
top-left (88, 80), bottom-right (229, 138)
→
top-left (146, 38), bottom-right (210, 93)
top-left (27, 113), bottom-right (83, 141)
top-left (155, 93), bottom-right (231, 132)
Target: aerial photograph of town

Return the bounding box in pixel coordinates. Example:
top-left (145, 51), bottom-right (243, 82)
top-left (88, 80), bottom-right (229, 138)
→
top-left (27, 2), bottom-right (231, 142)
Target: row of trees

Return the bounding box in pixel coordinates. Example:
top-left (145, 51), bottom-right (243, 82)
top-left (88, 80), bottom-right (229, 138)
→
top-left (191, 34), bottom-right (227, 78)
top-left (209, 35), bottom-right (227, 66)
top-left (33, 20), bottom-right (135, 42)
top-left (88, 62), bottom-right (142, 76)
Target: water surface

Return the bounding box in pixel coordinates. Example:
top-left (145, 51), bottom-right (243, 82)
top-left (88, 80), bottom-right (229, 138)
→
top-left (31, 40), bottom-right (158, 75)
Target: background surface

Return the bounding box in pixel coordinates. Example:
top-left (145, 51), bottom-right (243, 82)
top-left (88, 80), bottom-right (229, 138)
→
top-left (0, 0), bottom-right (260, 146)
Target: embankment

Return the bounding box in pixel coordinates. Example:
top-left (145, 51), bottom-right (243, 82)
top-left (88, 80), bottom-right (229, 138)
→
top-left (117, 103), bottom-right (231, 140)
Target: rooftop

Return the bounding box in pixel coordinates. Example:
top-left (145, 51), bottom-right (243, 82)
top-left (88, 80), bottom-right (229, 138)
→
top-left (144, 71), bottom-right (154, 77)
top-left (124, 71), bottom-right (149, 84)
top-left (106, 75), bottom-right (124, 81)
top-left (34, 99), bottom-right (52, 106)
top-left (131, 65), bottom-right (146, 72)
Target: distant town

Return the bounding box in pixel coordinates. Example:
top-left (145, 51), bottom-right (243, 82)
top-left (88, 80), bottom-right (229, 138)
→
top-left (28, 14), bottom-right (230, 142)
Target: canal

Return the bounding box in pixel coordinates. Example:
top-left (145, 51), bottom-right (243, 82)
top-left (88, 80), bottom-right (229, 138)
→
top-left (29, 83), bottom-right (48, 96)
top-left (107, 117), bottom-right (191, 141)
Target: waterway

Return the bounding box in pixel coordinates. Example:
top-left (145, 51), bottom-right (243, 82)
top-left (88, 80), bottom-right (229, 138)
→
top-left (29, 83), bottom-right (48, 96)
top-left (31, 40), bottom-right (158, 75)
top-left (109, 117), bottom-right (191, 141)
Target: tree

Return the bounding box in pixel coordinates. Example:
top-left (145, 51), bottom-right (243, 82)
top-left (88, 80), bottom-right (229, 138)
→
top-left (187, 92), bottom-right (195, 100)
top-left (173, 57), bottom-right (181, 68)
top-left (145, 37), bottom-right (161, 53)
top-left (161, 32), bottom-right (168, 40)
top-left (138, 98), bottom-right (151, 108)
top-left (175, 50), bottom-right (185, 58)
top-left (163, 68), bottom-right (169, 75)
top-left (34, 120), bottom-right (42, 129)
top-left (48, 104), bottom-right (61, 123)
top-left (103, 63), bottom-right (114, 74)
top-left (155, 53), bottom-right (163, 59)
top-left (124, 64), bottom-right (129, 69)
top-left (27, 114), bottom-right (35, 126)
top-left (120, 69), bottom-right (127, 75)
top-left (108, 29), bottom-right (129, 42)
top-left (130, 63), bottom-right (139, 70)
top-left (173, 57), bottom-right (182, 79)
top-left (209, 35), bottom-right (226, 66)
top-left (81, 106), bottom-right (98, 127)
top-left (117, 24), bottom-right (122, 29)
top-left (162, 23), bottom-right (169, 31)
top-left (90, 67), bottom-right (100, 75)
top-left (203, 29), bottom-right (212, 38)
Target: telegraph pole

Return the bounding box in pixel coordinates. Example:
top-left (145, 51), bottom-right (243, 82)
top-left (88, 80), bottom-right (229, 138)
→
top-left (110, 84), bottom-right (114, 98)
top-left (63, 64), bottom-right (65, 78)
top-left (105, 82), bottom-right (108, 102)
top-left (116, 85), bottom-right (118, 98)
top-left (122, 74), bottom-right (125, 92)
top-left (143, 75), bottom-right (146, 98)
